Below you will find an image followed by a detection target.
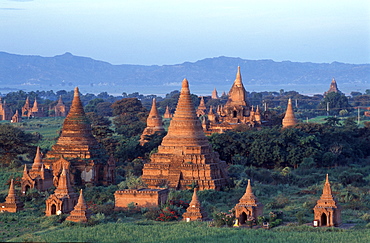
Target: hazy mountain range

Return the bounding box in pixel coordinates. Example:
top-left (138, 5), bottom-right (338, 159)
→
top-left (0, 52), bottom-right (369, 96)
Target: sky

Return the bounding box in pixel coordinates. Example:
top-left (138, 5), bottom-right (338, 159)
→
top-left (0, 0), bottom-right (369, 65)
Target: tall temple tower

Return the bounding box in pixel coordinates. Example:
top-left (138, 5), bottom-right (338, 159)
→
top-left (313, 174), bottom-right (341, 227)
top-left (140, 98), bottom-right (165, 145)
top-left (282, 98), bottom-right (297, 128)
top-left (142, 79), bottom-right (229, 190)
top-left (225, 66), bottom-right (248, 107)
top-left (44, 87), bottom-right (114, 186)
top-left (54, 95), bottom-right (67, 117)
top-left (324, 78), bottom-right (342, 96)
top-left (196, 96), bottom-right (207, 117)
top-left (0, 98), bottom-right (12, 121)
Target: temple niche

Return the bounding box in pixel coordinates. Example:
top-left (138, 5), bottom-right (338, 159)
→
top-left (203, 67), bottom-right (262, 134)
top-left (21, 147), bottom-right (53, 194)
top-left (45, 166), bottom-right (78, 216)
top-left (234, 179), bottom-right (263, 225)
top-left (141, 79), bottom-right (229, 191)
top-left (43, 87), bottom-right (115, 186)
top-left (140, 98), bottom-right (165, 145)
top-left (313, 174), bottom-right (341, 227)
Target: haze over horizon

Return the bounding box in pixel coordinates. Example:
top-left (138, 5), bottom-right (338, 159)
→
top-left (1, 0), bottom-right (369, 66)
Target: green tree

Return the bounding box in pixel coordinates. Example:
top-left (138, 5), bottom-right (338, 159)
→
top-left (0, 124), bottom-right (40, 165)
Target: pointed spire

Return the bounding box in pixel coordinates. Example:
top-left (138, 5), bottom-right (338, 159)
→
top-left (23, 164), bottom-right (28, 174)
top-left (32, 146), bottom-right (43, 171)
top-left (235, 66), bottom-right (242, 87)
top-left (212, 88), bottom-right (219, 99)
top-left (57, 95), bottom-right (64, 105)
top-left (239, 179), bottom-right (258, 204)
top-left (164, 105), bottom-right (172, 119)
top-left (54, 165), bottom-right (74, 196)
top-left (32, 98), bottom-right (38, 110)
top-left (75, 189), bottom-right (88, 210)
top-left (255, 105), bottom-right (260, 114)
top-left (282, 98), bottom-right (297, 128)
top-left (225, 67), bottom-right (247, 107)
top-left (148, 98), bottom-right (159, 118)
top-left (5, 179), bottom-right (19, 204)
top-left (198, 96), bottom-right (206, 109)
top-left (161, 79), bottom-right (209, 147)
top-left (189, 187), bottom-right (200, 207)
top-left (322, 174), bottom-right (333, 197)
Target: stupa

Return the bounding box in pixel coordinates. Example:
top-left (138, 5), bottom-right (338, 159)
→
top-left (282, 98), bottom-right (297, 128)
top-left (313, 174), bottom-right (341, 227)
top-left (324, 78), bottom-right (342, 96)
top-left (43, 87), bottom-right (114, 186)
top-left (66, 189), bottom-right (91, 222)
top-left (163, 106), bottom-right (172, 119)
top-left (182, 187), bottom-right (206, 221)
top-left (234, 179), bottom-right (263, 225)
top-left (21, 147), bottom-right (53, 193)
top-left (211, 88), bottom-right (219, 99)
top-left (11, 110), bottom-right (22, 123)
top-left (54, 95), bottom-right (67, 117)
top-left (45, 166), bottom-right (78, 216)
top-left (0, 179), bottom-right (24, 212)
top-left (140, 98), bottom-right (165, 145)
top-left (142, 79), bottom-right (229, 190)
top-left (196, 96), bottom-right (207, 117)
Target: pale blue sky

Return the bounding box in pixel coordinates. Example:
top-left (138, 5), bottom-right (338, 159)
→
top-left (1, 0), bottom-right (369, 65)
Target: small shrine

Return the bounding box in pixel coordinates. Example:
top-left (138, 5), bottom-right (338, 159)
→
top-left (45, 166), bottom-right (78, 216)
top-left (182, 187), bottom-right (206, 222)
top-left (282, 98), bottom-right (297, 128)
top-left (0, 98), bottom-right (12, 121)
top-left (313, 174), bottom-right (341, 227)
top-left (54, 95), bottom-right (67, 117)
top-left (196, 97), bottom-right (207, 117)
top-left (163, 106), bottom-right (173, 119)
top-left (114, 188), bottom-right (168, 210)
top-left (11, 110), bottom-right (22, 123)
top-left (234, 179), bottom-right (263, 225)
top-left (0, 179), bottom-right (24, 213)
top-left (21, 147), bottom-right (53, 193)
top-left (66, 189), bottom-right (91, 223)
top-left (140, 98), bottom-right (165, 145)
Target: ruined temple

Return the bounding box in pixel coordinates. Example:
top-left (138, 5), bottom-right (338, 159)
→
top-left (21, 147), bottom-right (53, 193)
top-left (140, 98), bottom-right (165, 145)
top-left (313, 174), bottom-right (341, 227)
top-left (66, 189), bottom-right (91, 223)
top-left (182, 187), bottom-right (206, 221)
top-left (0, 98), bottom-right (12, 121)
top-left (282, 98), bottom-right (297, 128)
top-left (43, 87), bottom-right (115, 186)
top-left (0, 179), bottom-right (24, 213)
top-left (45, 166), bottom-right (78, 216)
top-left (234, 179), bottom-right (263, 225)
top-left (141, 79), bottom-right (229, 190)
top-left (54, 95), bottom-right (67, 117)
top-left (203, 67), bottom-right (262, 134)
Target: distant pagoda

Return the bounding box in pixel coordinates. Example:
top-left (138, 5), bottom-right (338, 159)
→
top-left (182, 187), bottom-right (206, 221)
top-left (44, 87), bottom-right (115, 186)
top-left (140, 98), bottom-right (165, 145)
top-left (282, 98), bottom-right (297, 128)
top-left (142, 79), bottom-right (229, 190)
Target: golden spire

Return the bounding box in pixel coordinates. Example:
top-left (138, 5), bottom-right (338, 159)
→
top-left (225, 67), bottom-right (247, 107)
top-left (189, 187), bottom-right (200, 207)
top-left (75, 189), bottom-right (88, 211)
top-left (32, 146), bottom-right (43, 171)
top-left (321, 174), bottom-right (334, 200)
top-left (282, 98), bottom-right (297, 128)
top-left (235, 66), bottom-right (242, 87)
top-left (148, 98), bottom-right (159, 117)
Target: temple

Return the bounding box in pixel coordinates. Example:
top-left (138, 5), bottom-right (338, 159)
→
top-left (54, 95), bottom-right (67, 117)
top-left (234, 179), bottom-right (263, 225)
top-left (163, 106), bottom-right (173, 119)
top-left (282, 98), bottom-right (297, 128)
top-left (0, 179), bottom-right (24, 213)
top-left (324, 78), bottom-right (342, 96)
top-left (140, 98), bottom-right (165, 145)
top-left (196, 97), bottom-right (207, 117)
top-left (22, 97), bottom-right (44, 118)
top-left (0, 98), bottom-right (12, 121)
top-left (11, 110), bottom-right (22, 123)
top-left (313, 174), bottom-right (341, 227)
top-left (203, 67), bottom-right (262, 134)
top-left (182, 187), bottom-right (206, 221)
top-left (43, 87), bottom-right (115, 186)
top-left (21, 147), bottom-right (53, 193)
top-left (141, 79), bottom-right (229, 190)
top-left (211, 88), bottom-right (219, 99)
top-left (66, 189), bottom-right (91, 223)
top-left (114, 188), bottom-right (169, 209)
top-left (45, 166), bottom-right (78, 216)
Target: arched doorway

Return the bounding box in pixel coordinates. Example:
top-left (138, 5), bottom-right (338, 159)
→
top-left (51, 204), bottom-right (57, 215)
top-left (233, 111), bottom-right (237, 118)
top-left (239, 212), bottom-right (247, 224)
top-left (321, 213), bottom-right (327, 226)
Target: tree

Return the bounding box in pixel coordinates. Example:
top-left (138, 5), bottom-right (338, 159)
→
top-left (0, 124), bottom-right (40, 165)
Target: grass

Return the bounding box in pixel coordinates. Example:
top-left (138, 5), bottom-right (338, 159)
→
top-left (6, 220), bottom-right (370, 243)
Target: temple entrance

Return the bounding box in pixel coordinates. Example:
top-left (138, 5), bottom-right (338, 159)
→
top-left (239, 212), bottom-right (247, 224)
top-left (25, 185), bottom-right (30, 193)
top-left (321, 213), bottom-right (327, 226)
top-left (233, 111), bottom-right (237, 118)
top-left (51, 204), bottom-right (57, 215)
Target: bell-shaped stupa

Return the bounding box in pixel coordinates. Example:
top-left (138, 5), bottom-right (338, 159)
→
top-left (142, 79), bottom-right (228, 190)
top-left (282, 98), bottom-right (297, 128)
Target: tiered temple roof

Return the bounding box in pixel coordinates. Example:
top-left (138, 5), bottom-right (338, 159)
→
top-left (182, 187), bottom-right (206, 221)
top-left (66, 189), bottom-right (91, 222)
top-left (142, 79), bottom-right (228, 190)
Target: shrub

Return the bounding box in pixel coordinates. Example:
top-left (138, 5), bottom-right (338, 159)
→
top-left (213, 211), bottom-right (235, 227)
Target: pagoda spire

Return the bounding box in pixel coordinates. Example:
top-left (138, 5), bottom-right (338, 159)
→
top-left (54, 165), bottom-right (74, 197)
top-left (189, 187), bottom-right (201, 207)
top-left (282, 98), bottom-right (297, 128)
top-left (161, 79), bottom-right (209, 147)
top-left (225, 67), bottom-right (247, 107)
top-left (31, 146), bottom-right (43, 171)
top-left (235, 66), bottom-right (243, 87)
top-left (66, 189), bottom-right (91, 222)
top-left (5, 179), bottom-right (17, 204)
top-left (240, 179), bottom-right (257, 203)
top-left (57, 95), bottom-right (64, 105)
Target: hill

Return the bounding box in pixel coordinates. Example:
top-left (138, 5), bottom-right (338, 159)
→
top-left (0, 52), bottom-right (369, 96)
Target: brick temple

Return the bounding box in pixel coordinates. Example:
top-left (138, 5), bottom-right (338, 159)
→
top-left (43, 87), bottom-right (115, 186)
top-left (141, 79), bottom-right (229, 190)
top-left (282, 98), bottom-right (297, 128)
